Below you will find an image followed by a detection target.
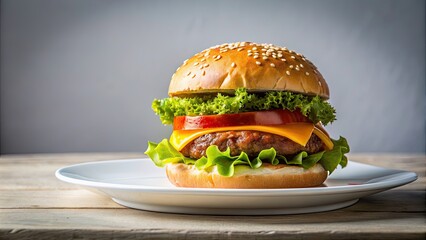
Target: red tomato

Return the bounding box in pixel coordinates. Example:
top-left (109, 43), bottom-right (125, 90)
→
top-left (173, 109), bottom-right (311, 130)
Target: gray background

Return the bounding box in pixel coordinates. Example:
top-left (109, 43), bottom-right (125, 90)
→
top-left (1, 0), bottom-right (425, 154)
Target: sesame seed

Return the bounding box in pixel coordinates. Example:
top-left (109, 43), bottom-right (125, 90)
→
top-left (203, 63), bottom-right (209, 67)
top-left (194, 62), bottom-right (199, 66)
top-left (202, 71), bottom-right (206, 76)
top-left (253, 55), bottom-right (259, 59)
top-left (295, 66), bottom-right (300, 71)
top-left (270, 63), bottom-right (275, 67)
top-left (286, 70), bottom-right (290, 75)
top-left (318, 81), bottom-right (322, 86)
top-left (305, 72), bottom-right (310, 76)
top-left (231, 62), bottom-right (236, 67)
top-left (201, 58), bottom-right (206, 62)
top-left (299, 64), bottom-right (304, 68)
top-left (186, 71), bottom-right (191, 76)
top-left (256, 61), bottom-right (262, 66)
top-left (289, 65), bottom-right (294, 69)
top-left (263, 56), bottom-right (268, 60)
top-left (191, 73), bottom-right (196, 78)
top-left (281, 58), bottom-right (287, 62)
top-left (252, 47), bottom-right (258, 50)
top-left (237, 48), bottom-right (244, 51)
top-left (248, 53), bottom-right (253, 56)
top-left (199, 65), bottom-right (203, 69)
top-left (291, 56), bottom-right (296, 59)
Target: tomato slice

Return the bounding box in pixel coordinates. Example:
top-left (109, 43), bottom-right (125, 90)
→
top-left (173, 109), bottom-right (311, 130)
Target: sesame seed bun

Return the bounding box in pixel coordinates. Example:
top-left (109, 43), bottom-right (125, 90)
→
top-left (165, 163), bottom-right (328, 189)
top-left (169, 42), bottom-right (330, 99)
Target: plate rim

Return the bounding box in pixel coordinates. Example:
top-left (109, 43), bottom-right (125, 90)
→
top-left (55, 158), bottom-right (418, 196)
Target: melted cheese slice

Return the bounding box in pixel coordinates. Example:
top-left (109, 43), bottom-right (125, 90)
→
top-left (170, 123), bottom-right (334, 151)
top-left (313, 127), bottom-right (333, 150)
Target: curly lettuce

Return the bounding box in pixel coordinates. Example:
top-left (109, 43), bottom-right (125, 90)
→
top-left (152, 88), bottom-right (336, 126)
top-left (144, 136), bottom-right (349, 177)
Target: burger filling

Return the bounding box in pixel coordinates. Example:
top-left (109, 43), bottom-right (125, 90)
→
top-left (145, 88), bottom-right (349, 177)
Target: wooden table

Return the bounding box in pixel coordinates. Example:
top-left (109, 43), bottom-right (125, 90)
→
top-left (1, 153), bottom-right (425, 239)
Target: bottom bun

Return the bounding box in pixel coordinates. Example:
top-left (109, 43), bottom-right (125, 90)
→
top-left (165, 163), bottom-right (327, 189)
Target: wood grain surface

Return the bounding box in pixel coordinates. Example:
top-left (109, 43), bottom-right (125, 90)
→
top-left (0, 153), bottom-right (425, 239)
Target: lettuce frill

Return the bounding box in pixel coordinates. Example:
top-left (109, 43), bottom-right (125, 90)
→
top-left (144, 137), bottom-right (349, 177)
top-left (152, 88), bottom-right (336, 126)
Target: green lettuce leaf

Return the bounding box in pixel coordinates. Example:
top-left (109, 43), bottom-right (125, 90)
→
top-left (152, 88), bottom-right (336, 125)
top-left (144, 136), bottom-right (349, 177)
top-left (145, 139), bottom-right (195, 167)
top-left (319, 136), bottom-right (350, 173)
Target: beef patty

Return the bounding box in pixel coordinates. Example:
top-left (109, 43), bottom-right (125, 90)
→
top-left (181, 131), bottom-right (324, 159)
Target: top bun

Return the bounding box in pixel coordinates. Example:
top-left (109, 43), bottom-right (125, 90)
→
top-left (169, 42), bottom-right (329, 99)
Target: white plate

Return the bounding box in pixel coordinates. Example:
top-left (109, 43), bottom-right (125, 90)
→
top-left (56, 158), bottom-right (417, 215)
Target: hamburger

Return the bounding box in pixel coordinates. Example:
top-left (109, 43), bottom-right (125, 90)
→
top-left (145, 42), bottom-right (349, 188)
